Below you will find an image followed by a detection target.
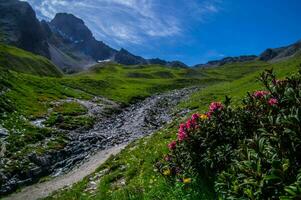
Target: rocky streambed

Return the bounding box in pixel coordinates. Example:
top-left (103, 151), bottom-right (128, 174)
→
top-left (1, 87), bottom-right (198, 197)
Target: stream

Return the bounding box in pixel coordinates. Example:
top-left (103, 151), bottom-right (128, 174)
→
top-left (3, 87), bottom-right (198, 200)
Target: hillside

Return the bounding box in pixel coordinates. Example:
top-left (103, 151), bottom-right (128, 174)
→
top-left (41, 53), bottom-right (301, 200)
top-left (0, 56), bottom-right (208, 196)
top-left (0, 44), bottom-right (62, 77)
top-left (0, 0), bottom-right (300, 199)
top-left (0, 37), bottom-right (300, 199)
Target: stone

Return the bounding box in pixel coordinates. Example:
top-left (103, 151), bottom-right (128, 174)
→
top-left (0, 126), bottom-right (8, 137)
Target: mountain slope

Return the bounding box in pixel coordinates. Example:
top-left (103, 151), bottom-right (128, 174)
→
top-left (195, 39), bottom-right (301, 68)
top-left (259, 39), bottom-right (301, 61)
top-left (0, 44), bottom-right (62, 77)
top-left (0, 0), bottom-right (50, 58)
top-left (43, 51), bottom-right (301, 200)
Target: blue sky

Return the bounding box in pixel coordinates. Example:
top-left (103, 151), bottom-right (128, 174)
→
top-left (23, 0), bottom-right (301, 65)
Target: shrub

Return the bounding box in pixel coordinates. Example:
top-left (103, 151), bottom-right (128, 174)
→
top-left (157, 68), bottom-right (301, 199)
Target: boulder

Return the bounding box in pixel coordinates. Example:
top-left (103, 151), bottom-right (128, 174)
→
top-left (0, 126), bottom-right (8, 137)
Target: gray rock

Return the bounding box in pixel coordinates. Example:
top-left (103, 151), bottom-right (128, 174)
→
top-left (0, 126), bottom-right (8, 137)
top-left (28, 154), bottom-right (52, 167)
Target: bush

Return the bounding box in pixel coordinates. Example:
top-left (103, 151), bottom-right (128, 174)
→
top-left (157, 68), bottom-right (301, 199)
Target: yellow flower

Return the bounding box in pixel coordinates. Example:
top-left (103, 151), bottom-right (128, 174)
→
top-left (163, 169), bottom-right (171, 176)
top-left (200, 114), bottom-right (208, 120)
top-left (183, 178), bottom-right (191, 183)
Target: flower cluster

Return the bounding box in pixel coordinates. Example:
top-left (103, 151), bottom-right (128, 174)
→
top-left (209, 102), bottom-right (223, 112)
top-left (252, 89), bottom-right (279, 106)
top-left (253, 90), bottom-right (270, 98)
top-left (160, 102), bottom-right (224, 183)
top-left (157, 69), bottom-right (301, 199)
top-left (268, 98), bottom-right (278, 106)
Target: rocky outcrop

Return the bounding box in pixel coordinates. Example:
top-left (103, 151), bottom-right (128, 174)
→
top-left (113, 48), bottom-right (147, 65)
top-left (259, 40), bottom-right (301, 62)
top-left (0, 126), bottom-right (8, 137)
top-left (0, 0), bottom-right (50, 58)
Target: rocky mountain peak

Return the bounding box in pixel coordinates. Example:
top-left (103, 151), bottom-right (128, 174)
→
top-left (50, 13), bottom-right (93, 42)
top-left (0, 0), bottom-right (50, 57)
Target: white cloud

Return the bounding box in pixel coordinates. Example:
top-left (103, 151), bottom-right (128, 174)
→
top-left (22, 0), bottom-right (222, 48)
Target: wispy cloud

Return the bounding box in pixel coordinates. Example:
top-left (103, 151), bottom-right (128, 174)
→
top-left (22, 0), bottom-right (222, 49)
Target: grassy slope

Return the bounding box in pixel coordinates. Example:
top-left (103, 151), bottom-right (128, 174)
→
top-left (0, 52), bottom-right (214, 184)
top-left (62, 63), bottom-right (216, 104)
top-left (0, 44), bottom-right (62, 77)
top-left (45, 55), bottom-right (301, 200)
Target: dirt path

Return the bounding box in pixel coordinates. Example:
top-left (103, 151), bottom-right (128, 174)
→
top-left (3, 144), bottom-right (127, 200)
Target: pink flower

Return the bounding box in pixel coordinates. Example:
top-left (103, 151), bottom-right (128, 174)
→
top-left (186, 119), bottom-right (193, 129)
top-left (191, 113), bottom-right (200, 121)
top-left (178, 123), bottom-right (188, 141)
top-left (168, 141), bottom-right (177, 150)
top-left (253, 90), bottom-right (270, 98)
top-left (178, 131), bottom-right (188, 141)
top-left (268, 98), bottom-right (278, 106)
top-left (209, 102), bottom-right (224, 112)
top-left (179, 123), bottom-right (187, 133)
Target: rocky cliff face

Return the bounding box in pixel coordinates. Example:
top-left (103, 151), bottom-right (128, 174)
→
top-left (50, 13), bottom-right (117, 60)
top-left (0, 0), bottom-right (49, 58)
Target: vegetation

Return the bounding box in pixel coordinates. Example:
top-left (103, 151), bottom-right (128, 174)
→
top-left (160, 69), bottom-right (301, 199)
top-left (0, 44), bottom-right (214, 195)
top-left (1, 43), bottom-right (301, 199)
top-left (0, 44), bottom-right (62, 77)
top-left (45, 102), bottom-right (94, 130)
top-left (44, 54), bottom-right (301, 199)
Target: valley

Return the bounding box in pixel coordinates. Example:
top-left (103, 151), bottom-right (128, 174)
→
top-left (3, 87), bottom-right (197, 200)
top-left (1, 1), bottom-right (301, 199)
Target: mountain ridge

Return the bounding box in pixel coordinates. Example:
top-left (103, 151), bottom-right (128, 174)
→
top-left (0, 0), bottom-right (187, 72)
top-left (194, 40), bottom-right (301, 68)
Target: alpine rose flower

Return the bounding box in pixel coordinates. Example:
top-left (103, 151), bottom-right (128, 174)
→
top-left (209, 102), bottom-right (224, 112)
top-left (268, 98), bottom-right (278, 106)
top-left (178, 131), bottom-right (187, 141)
top-left (178, 123), bottom-right (188, 141)
top-left (186, 119), bottom-right (193, 129)
top-left (179, 123), bottom-right (187, 133)
top-left (191, 113), bottom-right (200, 121)
top-left (168, 141), bottom-right (176, 150)
top-left (253, 90), bottom-right (270, 98)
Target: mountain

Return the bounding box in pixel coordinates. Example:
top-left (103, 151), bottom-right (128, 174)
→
top-left (47, 13), bottom-right (117, 72)
top-left (0, 1), bottom-right (186, 72)
top-left (194, 55), bottom-right (257, 68)
top-left (47, 13), bottom-right (187, 69)
top-left (259, 40), bottom-right (301, 62)
top-left (195, 40), bottom-right (301, 68)
top-left (0, 0), bottom-right (49, 58)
